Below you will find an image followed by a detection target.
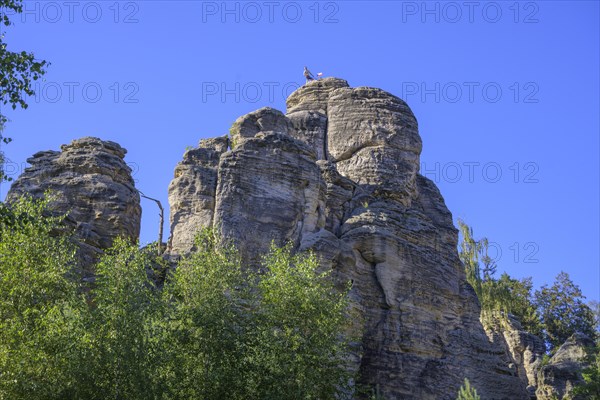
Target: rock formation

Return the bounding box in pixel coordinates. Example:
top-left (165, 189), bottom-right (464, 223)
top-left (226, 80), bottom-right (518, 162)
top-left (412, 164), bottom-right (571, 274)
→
top-left (6, 137), bottom-right (141, 274)
top-left (536, 333), bottom-right (595, 400)
top-left (167, 78), bottom-right (531, 399)
top-left (168, 136), bottom-right (229, 255)
top-left (4, 80), bottom-right (591, 399)
top-left (485, 315), bottom-right (546, 398)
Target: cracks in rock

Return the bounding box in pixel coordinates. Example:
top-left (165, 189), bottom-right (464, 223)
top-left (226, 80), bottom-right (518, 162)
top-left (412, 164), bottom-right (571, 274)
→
top-left (334, 139), bottom-right (382, 163)
top-left (358, 249), bottom-right (391, 310)
top-left (323, 111), bottom-right (330, 161)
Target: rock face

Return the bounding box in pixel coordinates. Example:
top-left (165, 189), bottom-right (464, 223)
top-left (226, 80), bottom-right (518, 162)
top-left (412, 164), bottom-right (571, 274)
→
top-left (536, 333), bottom-right (595, 400)
top-left (215, 131), bottom-right (325, 266)
top-left (7, 137), bottom-right (141, 272)
top-left (485, 315), bottom-right (546, 398)
top-left (167, 78), bottom-right (530, 399)
top-left (168, 136), bottom-right (229, 255)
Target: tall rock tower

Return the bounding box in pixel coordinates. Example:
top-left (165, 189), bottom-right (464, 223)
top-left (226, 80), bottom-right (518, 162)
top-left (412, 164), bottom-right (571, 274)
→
top-left (167, 78), bottom-right (529, 399)
top-left (7, 137), bottom-right (141, 274)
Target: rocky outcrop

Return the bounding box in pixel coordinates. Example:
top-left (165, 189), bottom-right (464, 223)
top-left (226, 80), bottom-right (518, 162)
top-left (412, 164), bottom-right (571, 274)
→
top-left (229, 107), bottom-right (291, 146)
top-left (536, 333), bottom-right (595, 400)
top-left (485, 315), bottom-right (546, 398)
top-left (288, 110), bottom-right (328, 160)
top-left (215, 130), bottom-right (326, 266)
top-left (6, 137), bottom-right (141, 272)
top-left (167, 136), bottom-right (229, 255)
top-left (166, 78), bottom-right (530, 399)
top-left (327, 86), bottom-right (422, 206)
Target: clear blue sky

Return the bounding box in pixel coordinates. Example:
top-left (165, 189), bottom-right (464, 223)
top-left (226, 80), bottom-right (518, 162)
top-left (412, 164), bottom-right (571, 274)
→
top-left (1, 1), bottom-right (598, 301)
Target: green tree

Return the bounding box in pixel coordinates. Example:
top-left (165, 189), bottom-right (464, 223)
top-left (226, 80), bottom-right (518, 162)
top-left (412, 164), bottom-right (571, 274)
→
top-left (0, 196), bottom-right (81, 400)
top-left (456, 378), bottom-right (480, 400)
top-left (75, 239), bottom-right (166, 400)
top-left (246, 243), bottom-right (352, 399)
top-left (0, 215), bottom-right (353, 399)
top-left (161, 230), bottom-right (251, 400)
top-left (163, 232), bottom-right (353, 400)
top-left (497, 273), bottom-right (543, 338)
top-left (458, 220), bottom-right (512, 325)
top-left (572, 346), bottom-right (600, 399)
top-left (1, 0), bottom-right (49, 180)
top-left (589, 300), bottom-right (600, 335)
top-left (535, 271), bottom-right (597, 352)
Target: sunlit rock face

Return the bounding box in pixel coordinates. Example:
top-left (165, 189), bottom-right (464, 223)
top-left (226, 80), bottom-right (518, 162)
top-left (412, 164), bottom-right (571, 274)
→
top-left (536, 333), bottom-right (595, 400)
top-left (485, 314), bottom-right (546, 399)
top-left (167, 136), bottom-right (229, 255)
top-left (7, 137), bottom-right (141, 275)
top-left (167, 77), bottom-right (530, 399)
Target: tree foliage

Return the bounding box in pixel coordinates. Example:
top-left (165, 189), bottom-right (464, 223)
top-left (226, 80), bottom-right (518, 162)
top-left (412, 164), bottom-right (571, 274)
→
top-left (0, 199), bottom-right (353, 400)
top-left (572, 346), bottom-right (600, 399)
top-left (534, 271), bottom-right (597, 352)
top-left (456, 378), bottom-right (480, 400)
top-left (163, 233), bottom-right (352, 399)
top-left (496, 273), bottom-right (544, 338)
top-left (589, 300), bottom-right (600, 335)
top-left (74, 239), bottom-right (166, 400)
top-left (248, 244), bottom-right (352, 399)
top-left (0, 0), bottom-right (49, 180)
top-left (0, 196), bottom-right (80, 399)
top-left (0, 0), bottom-right (48, 113)
top-left (458, 220), bottom-right (596, 355)
top-left (161, 230), bottom-right (252, 399)
top-left (458, 220), bottom-right (513, 324)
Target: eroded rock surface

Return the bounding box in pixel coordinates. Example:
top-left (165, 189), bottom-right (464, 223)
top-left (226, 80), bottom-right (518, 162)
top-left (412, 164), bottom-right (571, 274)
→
top-left (168, 136), bottom-right (229, 254)
top-left (536, 333), bottom-right (595, 400)
top-left (485, 315), bottom-right (546, 398)
top-left (214, 131), bottom-right (325, 266)
top-left (229, 107), bottom-right (291, 147)
top-left (7, 137), bottom-right (141, 271)
top-left (166, 78), bottom-right (530, 399)
top-left (327, 86), bottom-right (422, 206)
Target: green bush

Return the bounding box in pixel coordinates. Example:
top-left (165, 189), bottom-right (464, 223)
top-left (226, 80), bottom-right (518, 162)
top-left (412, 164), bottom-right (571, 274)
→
top-left (572, 346), bottom-right (600, 399)
top-left (0, 199), bottom-right (353, 400)
top-left (0, 196), bottom-right (80, 400)
top-left (162, 234), bottom-right (352, 399)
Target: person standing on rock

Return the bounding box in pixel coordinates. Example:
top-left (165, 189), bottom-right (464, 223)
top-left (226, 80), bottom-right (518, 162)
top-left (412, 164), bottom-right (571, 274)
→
top-left (304, 66), bottom-right (315, 83)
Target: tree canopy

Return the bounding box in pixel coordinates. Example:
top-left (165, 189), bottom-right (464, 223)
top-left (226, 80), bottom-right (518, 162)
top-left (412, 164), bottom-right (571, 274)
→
top-left (0, 0), bottom-right (49, 180)
top-left (0, 196), bottom-right (353, 400)
top-left (535, 271), bottom-right (596, 352)
top-left (458, 220), bottom-right (595, 353)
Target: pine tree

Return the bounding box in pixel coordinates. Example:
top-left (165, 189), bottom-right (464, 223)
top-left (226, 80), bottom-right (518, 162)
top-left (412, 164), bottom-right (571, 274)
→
top-left (535, 271), bottom-right (597, 352)
top-left (456, 378), bottom-right (480, 400)
top-left (497, 273), bottom-right (543, 338)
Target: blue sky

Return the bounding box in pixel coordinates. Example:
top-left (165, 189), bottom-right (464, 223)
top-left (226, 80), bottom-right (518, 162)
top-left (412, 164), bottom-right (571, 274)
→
top-left (1, 1), bottom-right (598, 301)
